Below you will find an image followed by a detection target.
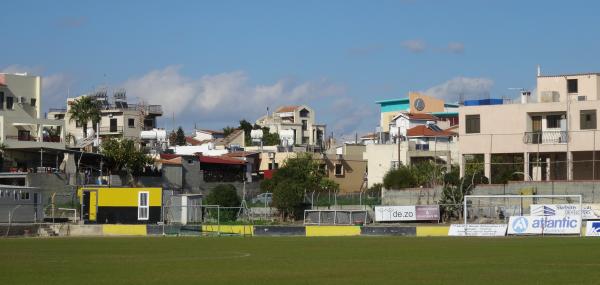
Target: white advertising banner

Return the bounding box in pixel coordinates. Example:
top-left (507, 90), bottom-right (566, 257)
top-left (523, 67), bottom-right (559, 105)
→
top-left (585, 221), bottom-right (600, 237)
top-left (530, 204), bottom-right (600, 220)
top-left (508, 215), bottom-right (581, 235)
top-left (448, 224), bottom-right (507, 237)
top-left (374, 206), bottom-right (416, 221)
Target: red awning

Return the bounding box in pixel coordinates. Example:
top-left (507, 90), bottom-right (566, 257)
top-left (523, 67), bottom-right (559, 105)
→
top-left (198, 155), bottom-right (245, 165)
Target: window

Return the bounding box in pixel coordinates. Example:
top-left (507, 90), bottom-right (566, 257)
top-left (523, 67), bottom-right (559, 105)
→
top-left (335, 163), bottom-right (344, 176)
top-left (390, 161), bottom-right (400, 170)
top-left (30, 98), bottom-right (36, 107)
top-left (13, 190), bottom-right (18, 200)
top-left (138, 192), bottom-right (149, 220)
top-left (6, 96), bottom-right (13, 110)
top-left (0, 92), bottom-right (4, 109)
top-left (302, 120), bottom-right (308, 131)
top-left (128, 118), bottom-right (135, 128)
top-left (580, 110), bottom-right (597, 130)
top-left (268, 163), bottom-right (279, 170)
top-left (547, 115), bottom-right (562, 129)
top-left (0, 190), bottom-right (4, 198)
top-left (300, 108), bottom-right (309, 118)
top-left (567, 79), bottom-right (578, 93)
top-left (21, 191), bottom-right (29, 200)
top-left (465, 115), bottom-right (480, 134)
top-left (75, 120), bottom-right (82, 128)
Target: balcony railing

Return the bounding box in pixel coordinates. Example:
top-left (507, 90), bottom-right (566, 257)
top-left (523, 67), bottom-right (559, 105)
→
top-left (6, 135), bottom-right (37, 142)
top-left (523, 131), bottom-right (568, 144)
top-left (48, 108), bottom-right (67, 113)
top-left (5, 135), bottom-right (62, 143)
top-left (99, 126), bottom-right (124, 133)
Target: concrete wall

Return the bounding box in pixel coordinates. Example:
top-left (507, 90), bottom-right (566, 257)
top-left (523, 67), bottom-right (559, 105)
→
top-left (363, 144), bottom-right (401, 188)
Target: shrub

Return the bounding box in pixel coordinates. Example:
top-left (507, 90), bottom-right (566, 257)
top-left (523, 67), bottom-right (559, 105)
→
top-left (205, 184), bottom-right (241, 222)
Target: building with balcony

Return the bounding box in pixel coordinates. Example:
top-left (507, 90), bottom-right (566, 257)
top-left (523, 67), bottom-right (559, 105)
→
top-left (459, 70), bottom-right (600, 182)
top-left (48, 89), bottom-right (162, 149)
top-left (255, 105), bottom-right (326, 150)
top-left (0, 73), bottom-right (65, 170)
top-left (362, 93), bottom-right (459, 188)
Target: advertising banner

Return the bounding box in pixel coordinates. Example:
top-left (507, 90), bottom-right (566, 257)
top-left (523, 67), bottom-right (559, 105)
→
top-left (415, 205), bottom-right (440, 220)
top-left (448, 224), bottom-right (507, 237)
top-left (508, 215), bottom-right (581, 235)
top-left (585, 221), bottom-right (600, 237)
top-left (374, 205), bottom-right (440, 222)
top-left (530, 204), bottom-right (600, 220)
top-left (375, 206), bottom-right (415, 222)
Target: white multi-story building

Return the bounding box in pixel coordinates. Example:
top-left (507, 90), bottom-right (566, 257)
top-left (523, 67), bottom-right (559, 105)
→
top-left (48, 89), bottom-right (162, 149)
top-left (255, 105), bottom-right (326, 149)
top-left (459, 69), bottom-right (600, 182)
top-left (0, 73), bottom-right (65, 170)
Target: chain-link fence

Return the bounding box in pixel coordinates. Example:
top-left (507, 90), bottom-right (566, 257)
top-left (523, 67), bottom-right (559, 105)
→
top-left (304, 210), bottom-right (369, 225)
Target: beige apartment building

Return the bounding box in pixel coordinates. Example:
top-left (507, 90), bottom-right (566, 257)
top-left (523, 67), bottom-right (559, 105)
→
top-left (255, 105), bottom-right (326, 149)
top-left (0, 73), bottom-right (65, 170)
top-left (459, 71), bottom-right (600, 182)
top-left (48, 89), bottom-right (162, 149)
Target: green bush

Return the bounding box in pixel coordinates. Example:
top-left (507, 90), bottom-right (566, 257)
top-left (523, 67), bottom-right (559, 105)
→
top-left (205, 184), bottom-right (241, 222)
top-left (383, 165), bottom-right (416, 189)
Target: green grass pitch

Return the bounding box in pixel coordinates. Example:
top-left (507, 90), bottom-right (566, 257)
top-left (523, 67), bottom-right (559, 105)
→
top-left (1, 236), bottom-right (600, 285)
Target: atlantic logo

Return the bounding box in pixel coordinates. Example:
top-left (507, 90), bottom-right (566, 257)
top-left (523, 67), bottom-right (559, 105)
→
top-left (592, 222), bottom-right (600, 233)
top-left (531, 205), bottom-right (556, 216)
top-left (512, 217), bottom-right (529, 233)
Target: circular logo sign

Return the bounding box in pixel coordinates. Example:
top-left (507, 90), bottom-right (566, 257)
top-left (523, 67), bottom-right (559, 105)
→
top-left (414, 98), bottom-right (425, 111)
top-left (512, 216), bottom-right (529, 234)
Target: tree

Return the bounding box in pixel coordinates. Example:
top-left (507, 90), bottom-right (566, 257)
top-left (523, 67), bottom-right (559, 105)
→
top-left (101, 138), bottom-right (154, 184)
top-left (263, 154), bottom-right (333, 220)
top-left (366, 183), bottom-right (383, 198)
top-left (412, 161), bottom-right (445, 187)
top-left (261, 127), bottom-right (280, 146)
top-left (222, 126), bottom-right (236, 137)
top-left (168, 131), bottom-right (177, 146)
top-left (175, 127), bottom-right (186, 146)
top-left (438, 164), bottom-right (488, 221)
top-left (382, 165), bottom-right (417, 190)
top-left (68, 96), bottom-right (101, 138)
top-left (205, 184), bottom-right (241, 222)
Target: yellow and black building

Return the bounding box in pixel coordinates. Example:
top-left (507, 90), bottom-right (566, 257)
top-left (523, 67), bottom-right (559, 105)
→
top-left (79, 187), bottom-right (162, 224)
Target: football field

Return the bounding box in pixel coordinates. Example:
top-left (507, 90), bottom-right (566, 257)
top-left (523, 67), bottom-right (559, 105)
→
top-left (1, 236), bottom-right (599, 285)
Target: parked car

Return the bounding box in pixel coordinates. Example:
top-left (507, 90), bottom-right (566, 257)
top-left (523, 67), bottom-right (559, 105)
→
top-left (252, 193), bottom-right (272, 204)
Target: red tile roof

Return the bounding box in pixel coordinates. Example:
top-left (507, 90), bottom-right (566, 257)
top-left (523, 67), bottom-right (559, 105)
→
top-left (185, 136), bottom-right (203, 146)
top-left (407, 125), bottom-right (456, 137)
top-left (197, 155), bottom-right (245, 165)
top-left (405, 113), bottom-right (439, 121)
top-left (160, 153), bottom-right (180, 160)
top-left (198, 129), bottom-right (224, 135)
top-left (223, 151), bottom-right (259, 157)
top-left (276, 105), bottom-right (299, 113)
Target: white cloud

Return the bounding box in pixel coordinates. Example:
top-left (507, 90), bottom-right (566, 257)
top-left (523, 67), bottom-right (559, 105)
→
top-left (122, 65), bottom-right (346, 126)
top-left (446, 42), bottom-right (465, 54)
top-left (423, 77), bottom-right (494, 102)
top-left (401, 39), bottom-right (426, 53)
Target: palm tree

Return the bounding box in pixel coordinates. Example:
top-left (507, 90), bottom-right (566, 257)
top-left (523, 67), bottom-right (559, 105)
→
top-left (68, 96), bottom-right (101, 138)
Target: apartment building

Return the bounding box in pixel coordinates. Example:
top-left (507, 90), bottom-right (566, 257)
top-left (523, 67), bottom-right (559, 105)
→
top-left (459, 70), bottom-right (600, 182)
top-left (0, 73), bottom-right (65, 170)
top-left (48, 89), bottom-right (162, 149)
top-left (363, 93), bottom-right (458, 187)
top-left (255, 105), bottom-right (326, 149)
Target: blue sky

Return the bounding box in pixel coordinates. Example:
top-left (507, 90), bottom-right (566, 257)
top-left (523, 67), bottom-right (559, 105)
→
top-left (2, 0), bottom-right (600, 139)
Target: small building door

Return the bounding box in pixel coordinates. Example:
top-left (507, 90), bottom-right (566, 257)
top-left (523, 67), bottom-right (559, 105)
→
top-left (110, 118), bottom-right (118, 132)
top-left (138, 191), bottom-right (149, 221)
top-left (81, 190), bottom-right (98, 223)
